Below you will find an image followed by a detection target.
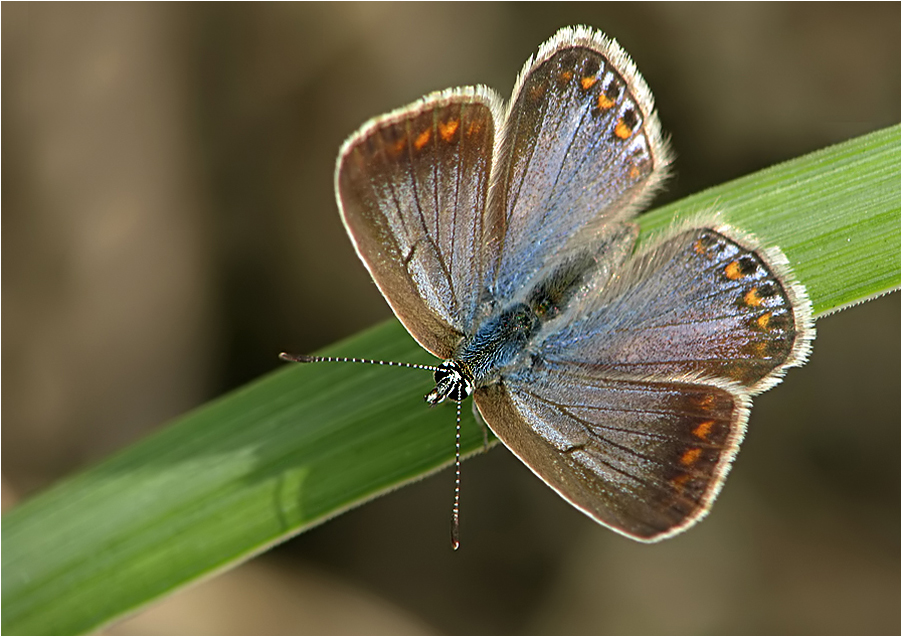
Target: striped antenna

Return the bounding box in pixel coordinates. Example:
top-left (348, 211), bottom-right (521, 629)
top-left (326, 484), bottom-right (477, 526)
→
top-left (279, 351), bottom-right (467, 550)
top-left (279, 352), bottom-right (441, 373)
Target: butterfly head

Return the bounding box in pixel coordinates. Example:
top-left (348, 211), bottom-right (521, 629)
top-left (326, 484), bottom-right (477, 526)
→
top-left (425, 360), bottom-right (475, 405)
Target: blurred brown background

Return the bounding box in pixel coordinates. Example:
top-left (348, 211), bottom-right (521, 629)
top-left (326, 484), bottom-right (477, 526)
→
top-left (3, 3), bottom-right (899, 634)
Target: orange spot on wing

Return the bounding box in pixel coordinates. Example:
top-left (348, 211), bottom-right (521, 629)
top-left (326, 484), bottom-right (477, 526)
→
top-left (672, 473), bottom-right (692, 492)
top-left (680, 448), bottom-right (703, 466)
top-left (724, 260), bottom-right (745, 280)
top-left (629, 165), bottom-right (641, 179)
top-left (580, 76), bottom-right (598, 90)
top-left (694, 239), bottom-right (707, 255)
top-left (439, 119), bottom-right (460, 142)
top-left (560, 70), bottom-right (574, 82)
top-left (414, 129), bottom-right (431, 150)
top-left (614, 119), bottom-right (632, 139)
top-left (757, 312), bottom-right (773, 329)
top-left (692, 420), bottom-right (715, 441)
top-left (467, 120), bottom-right (483, 136)
top-left (694, 394), bottom-right (715, 410)
top-left (529, 83), bottom-right (546, 101)
top-left (744, 287), bottom-right (764, 307)
top-left (392, 138), bottom-right (407, 154)
top-left (597, 92), bottom-right (616, 109)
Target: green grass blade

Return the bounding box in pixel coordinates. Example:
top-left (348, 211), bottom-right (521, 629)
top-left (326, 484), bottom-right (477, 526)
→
top-left (2, 126), bottom-right (899, 635)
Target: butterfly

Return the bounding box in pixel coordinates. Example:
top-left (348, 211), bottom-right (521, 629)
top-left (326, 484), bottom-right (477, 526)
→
top-left (283, 26), bottom-right (814, 545)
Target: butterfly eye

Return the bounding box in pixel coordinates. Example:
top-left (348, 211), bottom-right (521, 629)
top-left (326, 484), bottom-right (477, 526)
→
top-left (428, 360), bottom-right (474, 404)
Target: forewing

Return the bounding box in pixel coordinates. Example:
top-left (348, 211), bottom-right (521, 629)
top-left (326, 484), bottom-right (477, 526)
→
top-left (474, 363), bottom-right (749, 541)
top-left (539, 227), bottom-right (815, 393)
top-left (336, 87), bottom-right (503, 358)
top-left (485, 26), bottom-right (671, 300)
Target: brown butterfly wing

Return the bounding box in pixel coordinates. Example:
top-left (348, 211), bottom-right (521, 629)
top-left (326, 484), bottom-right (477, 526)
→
top-left (475, 363), bottom-right (749, 541)
top-left (336, 88), bottom-right (503, 358)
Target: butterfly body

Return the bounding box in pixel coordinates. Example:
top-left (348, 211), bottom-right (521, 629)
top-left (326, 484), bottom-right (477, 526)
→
top-left (448, 252), bottom-right (600, 393)
top-left (325, 26), bottom-right (814, 542)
